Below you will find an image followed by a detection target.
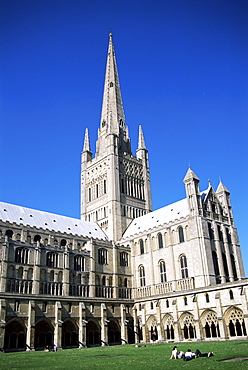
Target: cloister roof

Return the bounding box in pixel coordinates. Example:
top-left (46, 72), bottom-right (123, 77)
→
top-left (0, 201), bottom-right (108, 241)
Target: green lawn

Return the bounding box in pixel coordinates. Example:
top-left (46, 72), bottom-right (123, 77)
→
top-left (1, 340), bottom-right (248, 369)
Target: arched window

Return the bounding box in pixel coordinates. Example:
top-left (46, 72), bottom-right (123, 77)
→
top-left (15, 248), bottom-right (29, 264)
top-left (5, 229), bottom-right (13, 239)
top-left (98, 248), bottom-right (108, 265)
top-left (212, 251), bottom-right (220, 277)
top-left (178, 227), bottom-right (184, 243)
top-left (158, 233), bottom-right (163, 249)
top-left (139, 266), bottom-right (146, 287)
top-left (60, 239), bottom-right (67, 247)
top-left (139, 239), bottom-right (144, 254)
top-left (46, 252), bottom-right (58, 268)
top-left (34, 235), bottom-right (41, 243)
top-left (180, 255), bottom-right (188, 278)
top-left (184, 296), bottom-right (188, 305)
top-left (120, 252), bottom-right (128, 267)
top-left (159, 261), bottom-right (166, 283)
top-left (74, 255), bottom-right (85, 271)
top-left (231, 254), bottom-right (238, 280)
top-left (205, 293), bottom-right (210, 303)
top-left (229, 289), bottom-right (234, 300)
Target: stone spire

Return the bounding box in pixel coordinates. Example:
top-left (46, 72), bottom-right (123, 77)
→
top-left (100, 33), bottom-right (126, 134)
top-left (83, 128), bottom-right (91, 152)
top-left (138, 125), bottom-right (146, 150)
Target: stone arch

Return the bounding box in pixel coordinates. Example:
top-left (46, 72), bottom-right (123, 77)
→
top-left (146, 315), bottom-right (158, 342)
top-left (62, 319), bottom-right (78, 348)
top-left (86, 320), bottom-right (101, 347)
top-left (200, 309), bottom-right (220, 339)
top-left (224, 306), bottom-right (247, 337)
top-left (4, 319), bottom-right (26, 351)
top-left (108, 319), bottom-right (121, 345)
top-left (34, 319), bottom-right (54, 350)
top-left (162, 313), bottom-right (174, 340)
top-left (179, 312), bottom-right (196, 340)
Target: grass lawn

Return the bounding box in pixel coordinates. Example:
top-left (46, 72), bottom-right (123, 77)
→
top-left (1, 340), bottom-right (248, 369)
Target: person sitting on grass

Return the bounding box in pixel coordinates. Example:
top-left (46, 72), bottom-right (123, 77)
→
top-left (169, 346), bottom-right (184, 360)
top-left (195, 349), bottom-right (214, 358)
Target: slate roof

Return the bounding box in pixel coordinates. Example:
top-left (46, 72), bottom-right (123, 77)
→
top-left (121, 198), bottom-right (189, 240)
top-left (0, 201), bottom-right (108, 241)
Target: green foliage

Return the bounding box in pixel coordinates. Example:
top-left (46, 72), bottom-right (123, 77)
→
top-left (1, 340), bottom-right (248, 369)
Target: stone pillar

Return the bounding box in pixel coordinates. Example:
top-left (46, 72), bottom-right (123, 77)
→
top-left (120, 304), bottom-right (128, 344)
top-left (78, 302), bottom-right (87, 347)
top-left (192, 298), bottom-right (201, 339)
top-left (54, 301), bottom-right (62, 349)
top-left (33, 242), bottom-right (41, 295)
top-left (155, 301), bottom-right (162, 341)
top-left (0, 300), bottom-right (6, 350)
top-left (26, 300), bottom-right (35, 349)
top-left (132, 307), bottom-right (139, 343)
top-left (63, 248), bottom-right (70, 296)
top-left (171, 299), bottom-right (180, 341)
top-left (215, 292), bottom-right (228, 339)
top-left (101, 303), bottom-right (108, 345)
top-left (141, 304), bottom-right (147, 342)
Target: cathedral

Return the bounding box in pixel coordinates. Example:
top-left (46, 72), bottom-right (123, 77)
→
top-left (0, 34), bottom-right (247, 351)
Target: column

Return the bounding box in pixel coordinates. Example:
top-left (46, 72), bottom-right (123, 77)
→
top-left (26, 300), bottom-right (35, 349)
top-left (54, 301), bottom-right (62, 349)
top-left (0, 300), bottom-right (6, 350)
top-left (78, 302), bottom-right (87, 347)
top-left (120, 304), bottom-right (128, 344)
top-left (101, 303), bottom-right (108, 346)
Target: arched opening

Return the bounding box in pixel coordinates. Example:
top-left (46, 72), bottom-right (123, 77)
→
top-left (62, 320), bottom-right (78, 348)
top-left (108, 320), bottom-right (121, 345)
top-left (86, 321), bottom-right (100, 347)
top-left (34, 320), bottom-right (54, 350)
top-left (4, 320), bottom-right (26, 352)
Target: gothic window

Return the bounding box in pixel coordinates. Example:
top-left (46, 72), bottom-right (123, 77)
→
top-left (109, 82), bottom-right (113, 87)
top-left (184, 296), bottom-right (188, 305)
top-left (217, 225), bottom-right (223, 241)
top-left (139, 239), bottom-right (144, 254)
top-left (226, 228), bottom-right (232, 244)
top-left (102, 120), bottom-right (106, 127)
top-left (139, 265), bottom-right (146, 287)
top-left (34, 235), bottom-right (41, 243)
top-left (74, 255), bottom-right (85, 271)
top-left (96, 184), bottom-right (99, 198)
top-left (60, 239), bottom-right (66, 247)
top-left (46, 252), bottom-right (58, 268)
top-left (180, 255), bottom-right (188, 278)
top-left (208, 223), bottom-right (214, 239)
top-left (205, 293), bottom-right (210, 303)
top-left (88, 188), bottom-right (91, 202)
top-left (222, 253), bottom-right (229, 280)
top-left (231, 254), bottom-right (238, 280)
top-left (178, 226), bottom-right (184, 243)
top-left (103, 180), bottom-right (107, 194)
top-left (5, 229), bottom-right (13, 239)
top-left (120, 252), bottom-right (128, 267)
top-left (212, 251), bottom-right (220, 282)
top-left (15, 248), bottom-right (29, 264)
top-left (229, 289), bottom-right (234, 300)
top-left (159, 260), bottom-right (167, 283)
top-left (166, 299), bottom-right (169, 308)
top-left (158, 233), bottom-right (163, 249)
top-left (98, 248), bottom-right (108, 265)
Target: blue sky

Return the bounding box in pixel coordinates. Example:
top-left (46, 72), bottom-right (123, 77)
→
top-left (1, 0), bottom-right (248, 274)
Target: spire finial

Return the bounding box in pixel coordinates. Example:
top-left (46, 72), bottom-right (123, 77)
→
top-left (208, 179), bottom-right (211, 187)
top-left (138, 125), bottom-right (146, 150)
top-left (83, 128), bottom-right (91, 152)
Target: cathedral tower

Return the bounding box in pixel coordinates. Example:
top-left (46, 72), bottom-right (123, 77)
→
top-left (81, 34), bottom-right (152, 241)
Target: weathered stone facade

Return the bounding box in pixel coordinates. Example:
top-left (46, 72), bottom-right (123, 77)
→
top-left (0, 34), bottom-right (247, 351)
